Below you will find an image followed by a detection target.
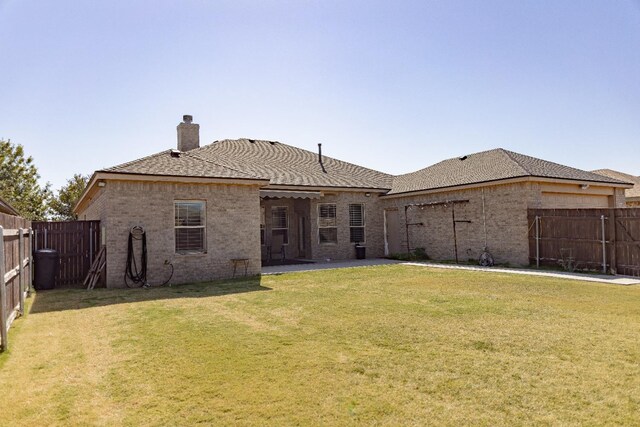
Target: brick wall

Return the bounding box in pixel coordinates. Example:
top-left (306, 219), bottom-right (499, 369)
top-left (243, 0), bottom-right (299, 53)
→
top-left (381, 181), bottom-right (627, 267)
top-left (613, 188), bottom-right (627, 207)
top-left (80, 186), bottom-right (108, 225)
top-left (78, 177), bottom-right (626, 281)
top-left (382, 183), bottom-right (537, 266)
top-left (309, 191), bottom-right (385, 261)
top-left (81, 180), bottom-right (261, 288)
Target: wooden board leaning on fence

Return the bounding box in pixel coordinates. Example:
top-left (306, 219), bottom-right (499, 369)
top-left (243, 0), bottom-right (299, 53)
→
top-left (84, 245), bottom-right (106, 290)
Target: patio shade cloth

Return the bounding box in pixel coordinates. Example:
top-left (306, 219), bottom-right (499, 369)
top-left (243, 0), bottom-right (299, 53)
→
top-left (260, 190), bottom-right (322, 199)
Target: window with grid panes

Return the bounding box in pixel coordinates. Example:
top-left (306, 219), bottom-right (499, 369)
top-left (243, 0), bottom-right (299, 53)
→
top-left (271, 206), bottom-right (289, 244)
top-left (349, 203), bottom-right (365, 243)
top-left (318, 203), bottom-right (337, 244)
top-left (175, 201), bottom-right (206, 253)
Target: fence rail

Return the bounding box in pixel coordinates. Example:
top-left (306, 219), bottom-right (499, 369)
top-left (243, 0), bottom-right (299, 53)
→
top-left (1, 212), bottom-right (32, 352)
top-left (528, 208), bottom-right (640, 277)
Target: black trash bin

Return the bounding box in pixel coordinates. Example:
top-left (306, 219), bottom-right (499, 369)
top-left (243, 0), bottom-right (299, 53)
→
top-left (355, 244), bottom-right (366, 260)
top-left (34, 249), bottom-right (59, 290)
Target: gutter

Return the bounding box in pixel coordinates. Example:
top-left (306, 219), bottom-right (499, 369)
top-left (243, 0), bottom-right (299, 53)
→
top-left (381, 175), bottom-right (633, 199)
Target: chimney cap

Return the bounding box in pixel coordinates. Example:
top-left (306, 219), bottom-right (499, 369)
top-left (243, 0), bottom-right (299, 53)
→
top-left (183, 114), bottom-right (193, 123)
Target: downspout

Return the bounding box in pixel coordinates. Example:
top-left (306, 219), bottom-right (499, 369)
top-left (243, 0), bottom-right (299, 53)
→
top-left (601, 215), bottom-right (607, 273)
top-left (452, 203), bottom-right (458, 263)
top-left (405, 205), bottom-right (410, 254)
top-left (383, 210), bottom-right (389, 256)
top-left (535, 215), bottom-right (540, 268)
top-left (481, 188), bottom-right (487, 249)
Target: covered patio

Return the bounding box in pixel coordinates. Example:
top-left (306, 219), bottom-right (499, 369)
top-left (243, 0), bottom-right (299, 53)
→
top-left (259, 189), bottom-right (320, 266)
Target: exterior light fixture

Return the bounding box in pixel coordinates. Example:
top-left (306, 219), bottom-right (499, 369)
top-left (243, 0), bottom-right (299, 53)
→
top-left (97, 181), bottom-right (106, 187)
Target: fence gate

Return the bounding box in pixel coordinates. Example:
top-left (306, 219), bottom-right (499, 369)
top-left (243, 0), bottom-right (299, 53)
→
top-left (528, 208), bottom-right (640, 277)
top-left (32, 221), bottom-right (100, 287)
top-left (614, 209), bottom-right (640, 276)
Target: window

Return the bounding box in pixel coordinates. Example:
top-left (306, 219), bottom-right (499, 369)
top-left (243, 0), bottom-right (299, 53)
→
top-left (175, 201), bottom-right (206, 253)
top-left (271, 206), bottom-right (289, 244)
top-left (349, 203), bottom-right (365, 243)
top-left (260, 206), bottom-right (266, 245)
top-left (318, 203), bottom-right (337, 244)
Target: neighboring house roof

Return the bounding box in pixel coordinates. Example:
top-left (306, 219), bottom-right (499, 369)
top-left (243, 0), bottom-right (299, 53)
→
top-left (0, 196), bottom-right (20, 216)
top-left (101, 139), bottom-right (394, 190)
top-left (592, 169), bottom-right (640, 200)
top-left (389, 148), bottom-right (630, 195)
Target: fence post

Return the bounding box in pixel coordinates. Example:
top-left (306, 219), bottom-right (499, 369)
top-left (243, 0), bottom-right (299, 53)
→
top-left (601, 215), bottom-right (607, 274)
top-left (28, 227), bottom-right (33, 296)
top-left (89, 224), bottom-right (94, 271)
top-left (0, 226), bottom-right (7, 351)
top-left (535, 216), bottom-right (540, 268)
top-left (607, 209), bottom-right (617, 275)
top-left (18, 228), bottom-right (24, 315)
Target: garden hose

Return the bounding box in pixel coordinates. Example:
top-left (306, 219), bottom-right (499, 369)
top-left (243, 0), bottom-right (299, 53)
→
top-left (125, 226), bottom-right (147, 288)
top-left (124, 226), bottom-right (174, 288)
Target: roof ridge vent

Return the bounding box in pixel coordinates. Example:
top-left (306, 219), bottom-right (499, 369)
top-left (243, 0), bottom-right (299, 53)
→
top-left (459, 155), bottom-right (468, 161)
top-left (170, 149), bottom-right (181, 158)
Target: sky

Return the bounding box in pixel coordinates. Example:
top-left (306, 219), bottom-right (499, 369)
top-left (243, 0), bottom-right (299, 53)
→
top-left (1, 0), bottom-right (639, 192)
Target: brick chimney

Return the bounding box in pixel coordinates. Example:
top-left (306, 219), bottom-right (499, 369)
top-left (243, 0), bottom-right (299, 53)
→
top-left (177, 114), bottom-right (199, 151)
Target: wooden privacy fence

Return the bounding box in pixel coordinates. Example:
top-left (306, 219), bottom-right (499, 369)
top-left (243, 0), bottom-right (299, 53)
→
top-left (32, 221), bottom-right (100, 287)
top-left (0, 212), bottom-right (32, 351)
top-left (528, 208), bottom-right (640, 277)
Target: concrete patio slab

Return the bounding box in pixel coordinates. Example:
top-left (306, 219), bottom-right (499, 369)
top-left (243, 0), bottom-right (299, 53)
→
top-left (403, 262), bottom-right (640, 285)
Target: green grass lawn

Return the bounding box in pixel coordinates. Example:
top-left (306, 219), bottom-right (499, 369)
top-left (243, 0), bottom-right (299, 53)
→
top-left (1, 265), bottom-right (639, 425)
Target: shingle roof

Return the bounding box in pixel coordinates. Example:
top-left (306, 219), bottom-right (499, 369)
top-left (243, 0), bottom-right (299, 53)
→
top-left (100, 140), bottom-right (393, 190)
top-left (0, 196), bottom-right (20, 216)
top-left (388, 148), bottom-right (629, 195)
top-left (100, 149), bottom-right (265, 180)
top-left (592, 169), bottom-right (640, 199)
top-left (100, 142), bottom-right (630, 195)
top-left (191, 139), bottom-right (393, 189)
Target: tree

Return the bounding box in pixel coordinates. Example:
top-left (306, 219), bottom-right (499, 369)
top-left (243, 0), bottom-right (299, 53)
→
top-left (49, 174), bottom-right (89, 220)
top-left (0, 139), bottom-right (51, 220)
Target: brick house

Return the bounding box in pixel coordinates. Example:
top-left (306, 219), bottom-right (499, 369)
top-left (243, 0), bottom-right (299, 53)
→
top-left (75, 116), bottom-right (632, 287)
top-left (592, 169), bottom-right (640, 207)
top-left (382, 150), bottom-right (628, 266)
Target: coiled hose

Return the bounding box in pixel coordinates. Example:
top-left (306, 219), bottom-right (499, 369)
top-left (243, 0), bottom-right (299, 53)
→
top-left (124, 226), bottom-right (174, 288)
top-left (125, 226), bottom-right (147, 287)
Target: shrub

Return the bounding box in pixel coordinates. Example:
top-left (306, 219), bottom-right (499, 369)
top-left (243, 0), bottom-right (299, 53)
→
top-left (388, 248), bottom-right (429, 261)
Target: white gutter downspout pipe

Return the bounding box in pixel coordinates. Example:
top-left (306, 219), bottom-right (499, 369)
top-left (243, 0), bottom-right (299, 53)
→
top-left (601, 215), bottom-right (607, 274)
